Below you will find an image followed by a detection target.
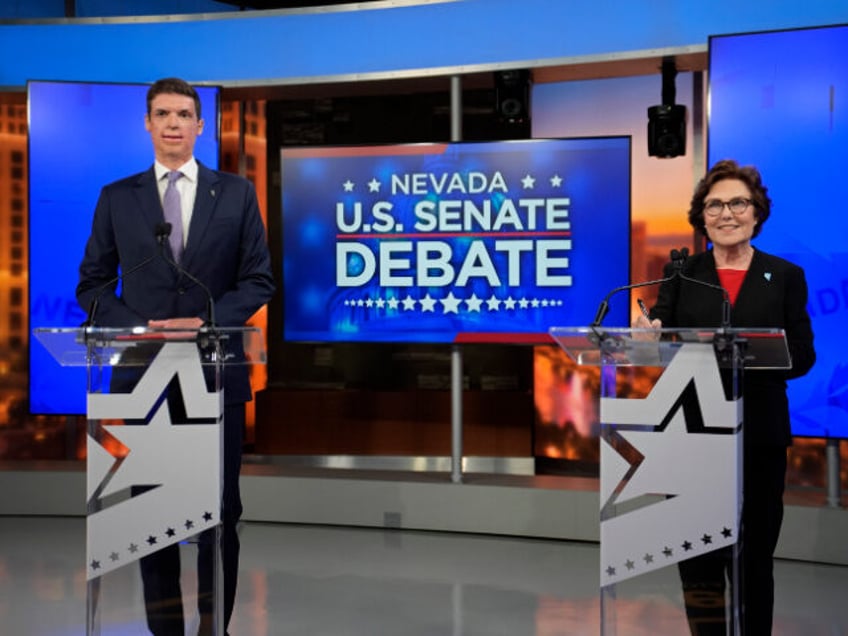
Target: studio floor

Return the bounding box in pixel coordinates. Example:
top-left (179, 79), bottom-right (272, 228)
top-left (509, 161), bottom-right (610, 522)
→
top-left (1, 515), bottom-right (847, 635)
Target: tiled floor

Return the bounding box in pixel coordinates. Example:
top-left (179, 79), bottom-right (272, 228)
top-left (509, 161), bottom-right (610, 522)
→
top-left (2, 515), bottom-right (847, 635)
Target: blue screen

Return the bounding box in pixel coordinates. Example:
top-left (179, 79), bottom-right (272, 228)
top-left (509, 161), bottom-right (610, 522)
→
top-left (28, 80), bottom-right (220, 415)
top-left (281, 137), bottom-right (632, 343)
top-left (709, 25), bottom-right (848, 438)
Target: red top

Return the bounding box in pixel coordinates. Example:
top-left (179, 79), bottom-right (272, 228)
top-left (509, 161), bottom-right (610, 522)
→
top-left (716, 268), bottom-right (747, 306)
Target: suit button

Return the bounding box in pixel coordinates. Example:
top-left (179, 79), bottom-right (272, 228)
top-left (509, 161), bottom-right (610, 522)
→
top-left (178, 287), bottom-right (186, 295)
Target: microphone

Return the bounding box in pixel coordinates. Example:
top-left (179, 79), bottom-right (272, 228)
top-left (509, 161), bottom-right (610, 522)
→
top-left (591, 248), bottom-right (685, 328)
top-left (590, 247), bottom-right (731, 329)
top-left (589, 247), bottom-right (704, 350)
top-left (670, 247), bottom-right (688, 273)
top-left (157, 222), bottom-right (216, 329)
top-left (82, 223), bottom-right (172, 328)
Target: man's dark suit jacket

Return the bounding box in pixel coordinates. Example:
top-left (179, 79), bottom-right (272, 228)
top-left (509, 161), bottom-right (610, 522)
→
top-left (76, 161), bottom-right (276, 404)
top-left (650, 248), bottom-right (815, 447)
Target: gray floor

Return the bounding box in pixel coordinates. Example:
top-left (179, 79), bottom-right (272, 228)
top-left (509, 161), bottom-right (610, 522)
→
top-left (1, 516), bottom-right (847, 635)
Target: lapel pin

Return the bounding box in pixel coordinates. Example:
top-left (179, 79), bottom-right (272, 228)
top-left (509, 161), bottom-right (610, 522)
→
top-left (764, 272), bottom-right (772, 281)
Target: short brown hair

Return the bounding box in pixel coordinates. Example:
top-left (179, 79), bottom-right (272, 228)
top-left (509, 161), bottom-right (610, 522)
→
top-left (688, 159), bottom-right (771, 238)
top-left (146, 77), bottom-right (202, 120)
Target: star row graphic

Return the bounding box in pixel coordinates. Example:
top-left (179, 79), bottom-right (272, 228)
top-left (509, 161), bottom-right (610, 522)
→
top-left (89, 510), bottom-right (214, 573)
top-left (342, 173), bottom-right (564, 193)
top-left (604, 525), bottom-right (734, 578)
top-left (343, 293), bottom-right (563, 314)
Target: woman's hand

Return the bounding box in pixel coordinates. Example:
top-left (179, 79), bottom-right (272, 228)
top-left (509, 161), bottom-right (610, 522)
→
top-left (631, 314), bottom-right (662, 340)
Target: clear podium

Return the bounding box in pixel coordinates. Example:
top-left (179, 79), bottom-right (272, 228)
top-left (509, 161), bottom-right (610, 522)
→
top-left (33, 325), bottom-right (266, 636)
top-left (548, 326), bottom-right (790, 636)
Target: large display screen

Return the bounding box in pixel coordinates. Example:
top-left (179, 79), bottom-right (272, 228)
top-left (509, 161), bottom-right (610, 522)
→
top-left (709, 25), bottom-right (848, 438)
top-left (280, 137), bottom-right (632, 343)
top-left (28, 80), bottom-right (220, 415)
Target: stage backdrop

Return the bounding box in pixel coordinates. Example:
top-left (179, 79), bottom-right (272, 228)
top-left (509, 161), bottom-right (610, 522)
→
top-left (28, 80), bottom-right (220, 416)
top-left (280, 137), bottom-right (631, 343)
top-left (709, 24), bottom-right (848, 439)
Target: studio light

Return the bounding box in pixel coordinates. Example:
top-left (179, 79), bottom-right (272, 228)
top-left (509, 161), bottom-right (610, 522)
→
top-left (648, 58), bottom-right (687, 158)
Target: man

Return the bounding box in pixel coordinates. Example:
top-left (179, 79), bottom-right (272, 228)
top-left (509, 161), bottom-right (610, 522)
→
top-left (76, 77), bottom-right (275, 635)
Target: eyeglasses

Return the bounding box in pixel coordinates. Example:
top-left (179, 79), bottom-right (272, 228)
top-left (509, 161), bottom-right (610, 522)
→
top-left (703, 197), bottom-right (753, 217)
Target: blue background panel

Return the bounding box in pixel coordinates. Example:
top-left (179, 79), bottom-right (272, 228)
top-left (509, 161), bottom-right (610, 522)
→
top-left (709, 25), bottom-right (848, 438)
top-left (28, 80), bottom-right (220, 415)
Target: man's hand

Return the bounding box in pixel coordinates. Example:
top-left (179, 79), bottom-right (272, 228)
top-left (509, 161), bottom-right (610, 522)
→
top-left (148, 317), bottom-right (204, 339)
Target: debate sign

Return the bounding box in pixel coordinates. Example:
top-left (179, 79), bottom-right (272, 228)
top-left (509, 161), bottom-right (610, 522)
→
top-left (281, 137), bottom-right (631, 343)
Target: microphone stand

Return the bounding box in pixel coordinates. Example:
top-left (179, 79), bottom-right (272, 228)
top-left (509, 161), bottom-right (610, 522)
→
top-left (81, 224), bottom-right (173, 345)
top-left (589, 248), bottom-right (688, 346)
top-left (156, 223), bottom-right (222, 357)
top-left (673, 247), bottom-right (739, 365)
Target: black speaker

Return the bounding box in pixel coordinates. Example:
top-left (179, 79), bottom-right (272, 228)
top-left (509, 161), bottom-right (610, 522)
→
top-left (647, 104), bottom-right (687, 158)
top-left (494, 70), bottom-right (530, 123)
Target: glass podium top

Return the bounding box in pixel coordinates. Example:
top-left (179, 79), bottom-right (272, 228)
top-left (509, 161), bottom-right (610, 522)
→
top-left (33, 326), bottom-right (266, 367)
top-left (549, 326), bottom-right (790, 369)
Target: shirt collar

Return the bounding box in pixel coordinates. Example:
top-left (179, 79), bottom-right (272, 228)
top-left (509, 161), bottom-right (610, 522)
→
top-left (154, 157), bottom-right (198, 183)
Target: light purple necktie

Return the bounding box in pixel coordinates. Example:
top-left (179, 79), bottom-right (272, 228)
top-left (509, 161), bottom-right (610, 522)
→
top-left (163, 170), bottom-right (184, 263)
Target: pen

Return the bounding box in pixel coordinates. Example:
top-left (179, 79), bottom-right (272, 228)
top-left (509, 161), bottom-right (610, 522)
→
top-left (637, 298), bottom-right (651, 320)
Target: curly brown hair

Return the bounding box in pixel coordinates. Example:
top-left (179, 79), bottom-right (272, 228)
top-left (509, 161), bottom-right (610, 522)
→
top-left (688, 159), bottom-right (771, 238)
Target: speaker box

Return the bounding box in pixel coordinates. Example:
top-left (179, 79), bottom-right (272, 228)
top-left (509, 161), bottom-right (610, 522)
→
top-left (647, 104), bottom-right (687, 158)
top-left (494, 70), bottom-right (531, 123)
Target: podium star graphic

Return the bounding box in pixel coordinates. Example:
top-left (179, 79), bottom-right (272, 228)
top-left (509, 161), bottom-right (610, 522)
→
top-left (97, 397), bottom-right (215, 500)
top-left (613, 383), bottom-right (737, 508)
top-left (599, 343), bottom-right (742, 585)
top-left (86, 342), bottom-right (222, 580)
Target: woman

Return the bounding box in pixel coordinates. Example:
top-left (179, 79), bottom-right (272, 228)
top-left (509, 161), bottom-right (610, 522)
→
top-left (634, 159), bottom-right (815, 634)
